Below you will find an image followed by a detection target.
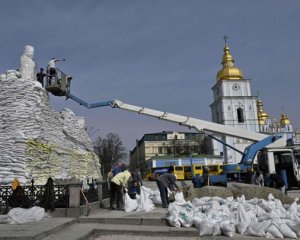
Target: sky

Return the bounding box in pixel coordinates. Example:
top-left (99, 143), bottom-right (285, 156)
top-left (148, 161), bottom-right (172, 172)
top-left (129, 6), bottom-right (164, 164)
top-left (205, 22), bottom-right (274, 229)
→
top-left (0, 0), bottom-right (300, 155)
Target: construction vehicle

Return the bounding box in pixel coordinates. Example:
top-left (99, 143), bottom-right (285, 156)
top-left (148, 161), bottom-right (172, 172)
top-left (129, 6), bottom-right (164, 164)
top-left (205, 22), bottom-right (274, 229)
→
top-left (46, 70), bottom-right (300, 188)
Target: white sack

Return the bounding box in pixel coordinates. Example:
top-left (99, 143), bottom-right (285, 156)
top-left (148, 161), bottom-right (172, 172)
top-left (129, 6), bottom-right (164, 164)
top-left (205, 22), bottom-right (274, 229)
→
top-left (178, 203), bottom-right (194, 227)
top-left (278, 223), bottom-right (297, 239)
top-left (136, 186), bottom-right (155, 212)
top-left (195, 220), bottom-right (214, 236)
top-left (266, 224), bottom-right (283, 239)
top-left (220, 221), bottom-right (236, 237)
top-left (166, 207), bottom-right (180, 227)
top-left (287, 221), bottom-right (300, 237)
top-left (8, 207), bottom-right (45, 224)
top-left (244, 220), bottom-right (271, 237)
top-left (123, 192), bottom-right (138, 212)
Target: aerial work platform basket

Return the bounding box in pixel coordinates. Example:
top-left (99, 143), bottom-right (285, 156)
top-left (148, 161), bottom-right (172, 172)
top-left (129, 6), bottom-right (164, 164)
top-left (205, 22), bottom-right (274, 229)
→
top-left (45, 68), bottom-right (72, 96)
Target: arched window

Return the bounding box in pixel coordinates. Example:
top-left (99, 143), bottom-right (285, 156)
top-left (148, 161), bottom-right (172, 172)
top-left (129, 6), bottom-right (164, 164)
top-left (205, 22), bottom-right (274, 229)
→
top-left (237, 108), bottom-right (244, 122)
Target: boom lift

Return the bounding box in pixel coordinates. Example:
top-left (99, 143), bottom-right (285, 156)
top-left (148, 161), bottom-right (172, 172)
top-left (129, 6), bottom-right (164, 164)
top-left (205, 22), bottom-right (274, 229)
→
top-left (46, 70), bottom-right (300, 187)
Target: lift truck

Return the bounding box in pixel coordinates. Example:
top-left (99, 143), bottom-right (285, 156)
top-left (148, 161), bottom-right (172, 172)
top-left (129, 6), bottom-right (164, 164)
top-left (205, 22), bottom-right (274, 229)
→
top-left (45, 69), bottom-right (300, 188)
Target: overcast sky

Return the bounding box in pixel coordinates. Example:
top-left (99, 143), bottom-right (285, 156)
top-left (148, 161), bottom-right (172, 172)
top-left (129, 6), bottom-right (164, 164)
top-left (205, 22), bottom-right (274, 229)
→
top-left (1, 0), bottom-right (299, 154)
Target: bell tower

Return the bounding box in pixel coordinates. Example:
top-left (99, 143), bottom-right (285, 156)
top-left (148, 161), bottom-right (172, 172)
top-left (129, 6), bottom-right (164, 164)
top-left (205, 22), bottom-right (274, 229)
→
top-left (210, 38), bottom-right (259, 164)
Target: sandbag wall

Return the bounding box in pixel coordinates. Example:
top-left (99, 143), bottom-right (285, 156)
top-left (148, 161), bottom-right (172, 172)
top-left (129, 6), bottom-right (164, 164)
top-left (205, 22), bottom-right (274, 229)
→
top-left (0, 70), bottom-right (101, 184)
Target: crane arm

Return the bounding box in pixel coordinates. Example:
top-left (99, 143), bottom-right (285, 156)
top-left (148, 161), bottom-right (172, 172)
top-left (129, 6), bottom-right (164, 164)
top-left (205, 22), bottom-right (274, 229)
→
top-left (111, 99), bottom-right (267, 142)
top-left (66, 93), bottom-right (270, 142)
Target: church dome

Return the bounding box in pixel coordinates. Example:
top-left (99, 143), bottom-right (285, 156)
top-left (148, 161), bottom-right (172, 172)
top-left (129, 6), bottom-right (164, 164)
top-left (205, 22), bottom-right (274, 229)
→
top-left (256, 99), bottom-right (269, 125)
top-left (217, 45), bottom-right (244, 81)
top-left (280, 112), bottom-right (291, 125)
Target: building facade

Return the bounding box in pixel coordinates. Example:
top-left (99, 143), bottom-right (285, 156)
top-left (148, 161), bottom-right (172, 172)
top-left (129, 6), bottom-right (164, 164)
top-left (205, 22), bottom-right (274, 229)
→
top-left (130, 131), bottom-right (211, 172)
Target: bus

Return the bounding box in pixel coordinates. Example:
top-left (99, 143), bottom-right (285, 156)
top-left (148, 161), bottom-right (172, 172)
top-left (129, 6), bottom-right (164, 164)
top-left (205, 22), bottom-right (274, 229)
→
top-left (145, 166), bottom-right (185, 180)
top-left (207, 164), bottom-right (223, 175)
top-left (184, 165), bottom-right (204, 180)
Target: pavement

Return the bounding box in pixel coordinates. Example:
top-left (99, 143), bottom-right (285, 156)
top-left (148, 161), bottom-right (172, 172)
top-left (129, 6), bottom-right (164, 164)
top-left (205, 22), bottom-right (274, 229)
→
top-left (1, 180), bottom-right (300, 240)
top-left (0, 207), bottom-right (278, 240)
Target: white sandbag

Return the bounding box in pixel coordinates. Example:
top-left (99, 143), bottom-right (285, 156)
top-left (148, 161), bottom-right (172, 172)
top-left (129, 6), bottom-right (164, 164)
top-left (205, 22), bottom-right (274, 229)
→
top-left (178, 203), bottom-right (194, 227)
top-left (151, 190), bottom-right (162, 204)
top-left (278, 223), bottom-right (297, 239)
top-left (244, 220), bottom-right (271, 237)
top-left (287, 221), bottom-right (300, 237)
top-left (166, 208), bottom-right (180, 227)
top-left (124, 192), bottom-right (138, 212)
top-left (8, 207), bottom-right (45, 224)
top-left (266, 224), bottom-right (283, 239)
top-left (287, 201), bottom-right (299, 221)
top-left (213, 223), bottom-right (221, 236)
top-left (136, 186), bottom-right (155, 212)
top-left (236, 203), bottom-right (249, 234)
top-left (174, 192), bottom-right (186, 205)
top-left (195, 220), bottom-right (214, 236)
top-left (220, 221), bottom-right (235, 237)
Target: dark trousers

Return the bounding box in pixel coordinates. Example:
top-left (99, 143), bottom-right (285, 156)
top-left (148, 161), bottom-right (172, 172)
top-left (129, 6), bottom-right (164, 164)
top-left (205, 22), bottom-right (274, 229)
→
top-left (156, 180), bottom-right (168, 207)
top-left (110, 182), bottom-right (123, 208)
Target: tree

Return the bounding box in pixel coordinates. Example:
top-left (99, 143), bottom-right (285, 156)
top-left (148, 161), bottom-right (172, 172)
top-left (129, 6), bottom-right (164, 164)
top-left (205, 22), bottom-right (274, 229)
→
top-left (93, 133), bottom-right (127, 178)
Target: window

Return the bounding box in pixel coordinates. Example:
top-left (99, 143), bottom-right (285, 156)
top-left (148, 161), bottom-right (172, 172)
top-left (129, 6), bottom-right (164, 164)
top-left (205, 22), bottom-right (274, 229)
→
top-left (158, 147), bottom-right (163, 154)
top-left (237, 108), bottom-right (244, 122)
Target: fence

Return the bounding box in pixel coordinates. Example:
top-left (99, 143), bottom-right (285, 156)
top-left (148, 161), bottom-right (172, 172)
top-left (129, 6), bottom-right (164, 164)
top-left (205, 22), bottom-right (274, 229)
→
top-left (0, 180), bottom-right (109, 211)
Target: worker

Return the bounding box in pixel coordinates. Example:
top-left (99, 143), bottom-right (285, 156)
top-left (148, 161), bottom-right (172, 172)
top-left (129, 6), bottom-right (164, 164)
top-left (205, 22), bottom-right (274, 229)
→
top-left (202, 167), bottom-right (210, 186)
top-left (251, 170), bottom-right (264, 186)
top-left (112, 161), bottom-right (124, 177)
top-left (192, 174), bottom-right (202, 188)
top-left (156, 166), bottom-right (180, 208)
top-left (270, 173), bottom-right (286, 194)
top-left (47, 58), bottom-right (65, 85)
top-left (128, 179), bottom-right (141, 199)
top-left (36, 68), bottom-right (46, 87)
top-left (109, 169), bottom-right (132, 210)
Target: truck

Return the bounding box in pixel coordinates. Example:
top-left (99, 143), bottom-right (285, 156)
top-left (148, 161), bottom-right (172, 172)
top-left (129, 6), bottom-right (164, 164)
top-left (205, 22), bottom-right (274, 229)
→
top-left (45, 69), bottom-right (300, 188)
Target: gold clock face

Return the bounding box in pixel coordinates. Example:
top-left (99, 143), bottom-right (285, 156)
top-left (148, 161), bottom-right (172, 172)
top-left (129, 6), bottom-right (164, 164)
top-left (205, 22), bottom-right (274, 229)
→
top-left (232, 83), bottom-right (240, 91)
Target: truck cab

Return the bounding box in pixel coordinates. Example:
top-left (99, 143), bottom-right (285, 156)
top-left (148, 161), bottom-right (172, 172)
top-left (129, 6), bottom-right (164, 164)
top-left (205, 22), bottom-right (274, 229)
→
top-left (257, 147), bottom-right (300, 188)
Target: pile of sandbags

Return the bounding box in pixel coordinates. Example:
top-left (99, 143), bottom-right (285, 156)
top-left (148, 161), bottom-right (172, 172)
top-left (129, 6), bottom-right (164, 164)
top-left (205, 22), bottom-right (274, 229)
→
top-left (166, 192), bottom-right (300, 238)
top-left (0, 51), bottom-right (101, 185)
top-left (186, 183), bottom-right (295, 204)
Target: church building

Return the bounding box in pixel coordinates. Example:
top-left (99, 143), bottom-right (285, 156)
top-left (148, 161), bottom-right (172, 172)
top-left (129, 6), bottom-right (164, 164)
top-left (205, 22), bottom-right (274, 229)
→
top-left (210, 40), bottom-right (295, 164)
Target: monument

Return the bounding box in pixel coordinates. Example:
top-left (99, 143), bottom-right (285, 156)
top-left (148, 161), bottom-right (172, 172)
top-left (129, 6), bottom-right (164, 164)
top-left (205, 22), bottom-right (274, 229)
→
top-left (0, 46), bottom-right (101, 184)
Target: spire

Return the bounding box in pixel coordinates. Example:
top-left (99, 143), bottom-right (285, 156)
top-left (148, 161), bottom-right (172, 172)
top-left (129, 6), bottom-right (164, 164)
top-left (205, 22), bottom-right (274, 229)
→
top-left (216, 37), bottom-right (244, 81)
top-left (256, 98), bottom-right (269, 125)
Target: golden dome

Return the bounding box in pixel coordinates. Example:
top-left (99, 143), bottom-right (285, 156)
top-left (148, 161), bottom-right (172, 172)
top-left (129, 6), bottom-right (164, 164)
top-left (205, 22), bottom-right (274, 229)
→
top-left (280, 112), bottom-right (291, 125)
top-left (217, 45), bottom-right (244, 81)
top-left (256, 98), bottom-right (269, 125)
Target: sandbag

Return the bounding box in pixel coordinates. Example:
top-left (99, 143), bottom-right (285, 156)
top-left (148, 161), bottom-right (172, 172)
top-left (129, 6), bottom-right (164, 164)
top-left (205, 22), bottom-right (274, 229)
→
top-left (8, 207), bottom-right (45, 224)
top-left (166, 208), bottom-right (180, 227)
top-left (278, 223), bottom-right (297, 239)
top-left (212, 223), bottom-right (221, 236)
top-left (220, 221), bottom-right (235, 237)
top-left (123, 192), bottom-right (138, 212)
top-left (244, 220), bottom-right (271, 237)
top-left (287, 221), bottom-right (300, 237)
top-left (266, 224), bottom-right (283, 239)
top-left (178, 203), bottom-right (194, 227)
top-left (195, 220), bottom-right (214, 236)
top-left (136, 186), bottom-right (155, 212)
top-left (174, 191), bottom-right (186, 205)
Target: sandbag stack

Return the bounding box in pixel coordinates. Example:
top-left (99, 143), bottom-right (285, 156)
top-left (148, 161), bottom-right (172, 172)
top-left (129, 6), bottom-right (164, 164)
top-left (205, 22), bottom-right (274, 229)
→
top-left (0, 58), bottom-right (101, 185)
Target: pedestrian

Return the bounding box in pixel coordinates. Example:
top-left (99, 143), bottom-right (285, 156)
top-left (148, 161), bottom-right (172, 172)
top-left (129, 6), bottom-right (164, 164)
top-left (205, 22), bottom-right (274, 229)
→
top-left (47, 58), bottom-right (65, 85)
top-left (251, 170), bottom-right (264, 186)
top-left (270, 173), bottom-right (286, 194)
top-left (109, 169), bottom-right (132, 210)
top-left (192, 173), bottom-right (202, 188)
top-left (112, 161), bottom-right (124, 177)
top-left (128, 179), bottom-right (141, 199)
top-left (156, 166), bottom-right (180, 208)
top-left (36, 68), bottom-right (46, 87)
top-left (202, 167), bottom-right (210, 186)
